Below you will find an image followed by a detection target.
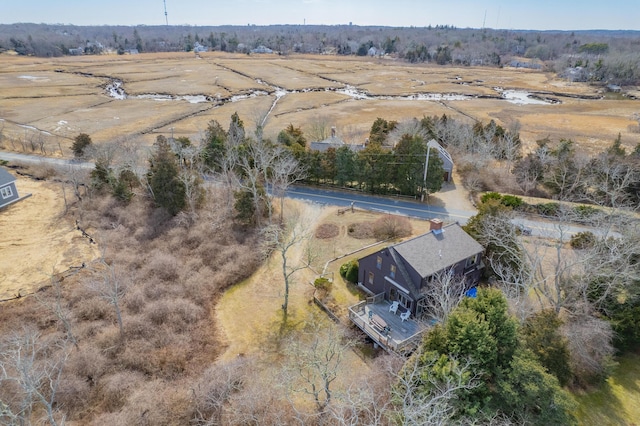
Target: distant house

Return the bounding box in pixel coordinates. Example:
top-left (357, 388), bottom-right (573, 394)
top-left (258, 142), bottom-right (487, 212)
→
top-left (251, 45), bottom-right (273, 54)
top-left (68, 47), bottom-right (84, 56)
top-left (348, 219), bottom-right (484, 352)
top-left (0, 168), bottom-right (20, 209)
top-left (193, 42), bottom-right (208, 53)
top-left (427, 139), bottom-right (454, 182)
top-left (357, 219), bottom-right (483, 317)
top-left (508, 60), bottom-right (542, 70)
top-left (606, 84), bottom-right (622, 93)
top-left (309, 127), bottom-right (366, 153)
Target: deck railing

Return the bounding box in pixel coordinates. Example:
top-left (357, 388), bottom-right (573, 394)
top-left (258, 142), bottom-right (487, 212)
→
top-left (348, 297), bottom-right (425, 353)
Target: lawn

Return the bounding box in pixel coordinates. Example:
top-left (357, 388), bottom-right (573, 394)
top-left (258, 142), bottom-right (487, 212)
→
top-left (574, 352), bottom-right (640, 425)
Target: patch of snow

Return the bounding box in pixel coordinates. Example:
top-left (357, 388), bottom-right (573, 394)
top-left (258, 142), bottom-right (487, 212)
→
top-left (496, 88), bottom-right (552, 105)
top-left (106, 80), bottom-right (126, 100)
top-left (18, 75), bottom-right (50, 82)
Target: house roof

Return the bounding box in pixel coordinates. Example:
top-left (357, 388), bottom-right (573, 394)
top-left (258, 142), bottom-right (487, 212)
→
top-left (0, 167), bottom-right (16, 187)
top-left (391, 223), bottom-right (483, 279)
top-left (309, 136), bottom-right (366, 153)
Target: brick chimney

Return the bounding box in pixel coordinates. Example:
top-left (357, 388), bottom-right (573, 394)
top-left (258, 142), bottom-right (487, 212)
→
top-left (429, 218), bottom-right (443, 232)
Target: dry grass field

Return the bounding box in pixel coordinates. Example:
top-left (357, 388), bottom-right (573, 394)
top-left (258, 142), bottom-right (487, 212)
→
top-left (0, 175), bottom-right (100, 299)
top-left (1, 52), bottom-right (638, 157)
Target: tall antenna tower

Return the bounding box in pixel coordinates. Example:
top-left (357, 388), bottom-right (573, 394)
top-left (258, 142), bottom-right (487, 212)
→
top-left (163, 0), bottom-right (169, 26)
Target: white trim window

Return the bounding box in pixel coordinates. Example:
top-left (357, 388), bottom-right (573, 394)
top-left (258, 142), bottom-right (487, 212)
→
top-left (376, 256), bottom-right (382, 270)
top-left (0, 186), bottom-right (13, 199)
top-left (465, 254), bottom-right (479, 268)
top-left (390, 264), bottom-right (396, 279)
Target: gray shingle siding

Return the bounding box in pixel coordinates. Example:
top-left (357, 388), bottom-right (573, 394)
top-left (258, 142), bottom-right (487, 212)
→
top-left (0, 168), bottom-right (19, 208)
top-left (357, 223), bottom-right (484, 315)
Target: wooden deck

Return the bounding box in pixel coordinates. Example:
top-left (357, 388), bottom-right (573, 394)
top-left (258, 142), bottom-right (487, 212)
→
top-left (349, 295), bottom-right (429, 354)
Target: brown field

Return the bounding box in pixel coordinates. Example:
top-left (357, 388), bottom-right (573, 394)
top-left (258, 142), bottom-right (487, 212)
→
top-left (0, 175), bottom-right (100, 299)
top-left (1, 52), bottom-right (638, 157)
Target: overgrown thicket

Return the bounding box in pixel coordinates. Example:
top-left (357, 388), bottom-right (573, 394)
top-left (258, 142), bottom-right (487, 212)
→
top-left (3, 23), bottom-right (640, 85)
top-left (413, 113), bottom-right (640, 210)
top-left (0, 183), bottom-right (261, 424)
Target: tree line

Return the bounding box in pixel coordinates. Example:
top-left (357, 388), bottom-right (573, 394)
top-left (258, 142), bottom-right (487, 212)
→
top-left (2, 23), bottom-right (640, 85)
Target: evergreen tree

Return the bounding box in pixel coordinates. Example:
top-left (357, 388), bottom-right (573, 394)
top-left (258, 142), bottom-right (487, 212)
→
top-left (417, 288), bottom-right (576, 424)
top-left (393, 134), bottom-right (426, 196)
top-left (72, 133), bottom-right (92, 157)
top-left (201, 119), bottom-right (227, 171)
top-left (520, 310), bottom-right (572, 386)
top-left (147, 135), bottom-right (186, 216)
top-left (424, 147), bottom-right (445, 195)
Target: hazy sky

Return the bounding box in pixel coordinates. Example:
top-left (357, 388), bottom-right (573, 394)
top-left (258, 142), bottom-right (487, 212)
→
top-left (2, 0), bottom-right (639, 30)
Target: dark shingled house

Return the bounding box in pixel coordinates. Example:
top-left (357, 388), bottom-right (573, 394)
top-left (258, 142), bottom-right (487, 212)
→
top-left (358, 219), bottom-right (483, 316)
top-left (349, 219), bottom-right (484, 352)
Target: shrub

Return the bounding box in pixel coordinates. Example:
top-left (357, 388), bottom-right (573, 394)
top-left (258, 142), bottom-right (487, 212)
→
top-left (372, 215), bottom-right (412, 240)
top-left (480, 191), bottom-right (503, 203)
top-left (501, 194), bottom-right (524, 209)
top-left (574, 205), bottom-right (599, 221)
top-left (536, 202), bottom-right (560, 217)
top-left (314, 277), bottom-right (333, 292)
top-left (340, 260), bottom-right (359, 283)
top-left (570, 231), bottom-right (597, 249)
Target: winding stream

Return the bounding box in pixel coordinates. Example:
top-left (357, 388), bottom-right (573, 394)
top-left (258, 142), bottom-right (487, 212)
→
top-left (104, 77), bottom-right (559, 125)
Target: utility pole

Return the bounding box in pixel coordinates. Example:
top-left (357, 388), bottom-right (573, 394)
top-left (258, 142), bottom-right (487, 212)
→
top-left (163, 0), bottom-right (169, 26)
top-left (421, 148), bottom-right (431, 202)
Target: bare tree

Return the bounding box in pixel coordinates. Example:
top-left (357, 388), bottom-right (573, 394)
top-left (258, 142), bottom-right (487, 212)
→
top-left (171, 140), bottom-right (205, 216)
top-left (87, 257), bottom-right (127, 341)
top-left (418, 271), bottom-right (469, 323)
top-left (327, 353), bottom-right (398, 426)
top-left (284, 321), bottom-right (352, 420)
top-left (262, 210), bottom-right (313, 317)
top-left (393, 349), bottom-right (480, 425)
top-left (271, 150), bottom-right (306, 223)
top-left (0, 329), bottom-right (71, 426)
top-left (306, 115), bottom-right (331, 142)
top-left (191, 357), bottom-right (249, 425)
top-left (35, 274), bottom-right (77, 348)
top-left (561, 311), bottom-right (615, 386)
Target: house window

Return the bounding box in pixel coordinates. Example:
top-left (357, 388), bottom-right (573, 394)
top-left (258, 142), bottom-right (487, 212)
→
top-left (376, 256), bottom-right (382, 270)
top-left (368, 272), bottom-right (374, 285)
top-left (0, 186), bottom-right (13, 199)
top-left (398, 292), bottom-right (412, 311)
top-left (390, 264), bottom-right (396, 279)
top-left (465, 254), bottom-right (478, 268)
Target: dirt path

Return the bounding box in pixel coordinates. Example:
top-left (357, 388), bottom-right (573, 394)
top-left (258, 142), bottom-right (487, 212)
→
top-left (0, 176), bottom-right (99, 299)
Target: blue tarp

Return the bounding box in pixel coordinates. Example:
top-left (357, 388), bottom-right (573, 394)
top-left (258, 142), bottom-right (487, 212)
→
top-left (465, 287), bottom-right (478, 298)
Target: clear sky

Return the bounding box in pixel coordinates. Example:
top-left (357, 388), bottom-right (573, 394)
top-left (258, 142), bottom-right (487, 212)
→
top-left (2, 0), bottom-right (639, 31)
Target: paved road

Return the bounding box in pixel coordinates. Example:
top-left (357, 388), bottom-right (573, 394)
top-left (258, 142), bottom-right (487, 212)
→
top-left (1, 150), bottom-right (619, 240)
top-left (0, 151), bottom-right (93, 169)
top-left (286, 186), bottom-right (618, 240)
top-left (286, 186), bottom-right (475, 224)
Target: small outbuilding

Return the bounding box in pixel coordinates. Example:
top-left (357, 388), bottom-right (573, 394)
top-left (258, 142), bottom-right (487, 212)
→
top-left (0, 167), bottom-right (20, 209)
